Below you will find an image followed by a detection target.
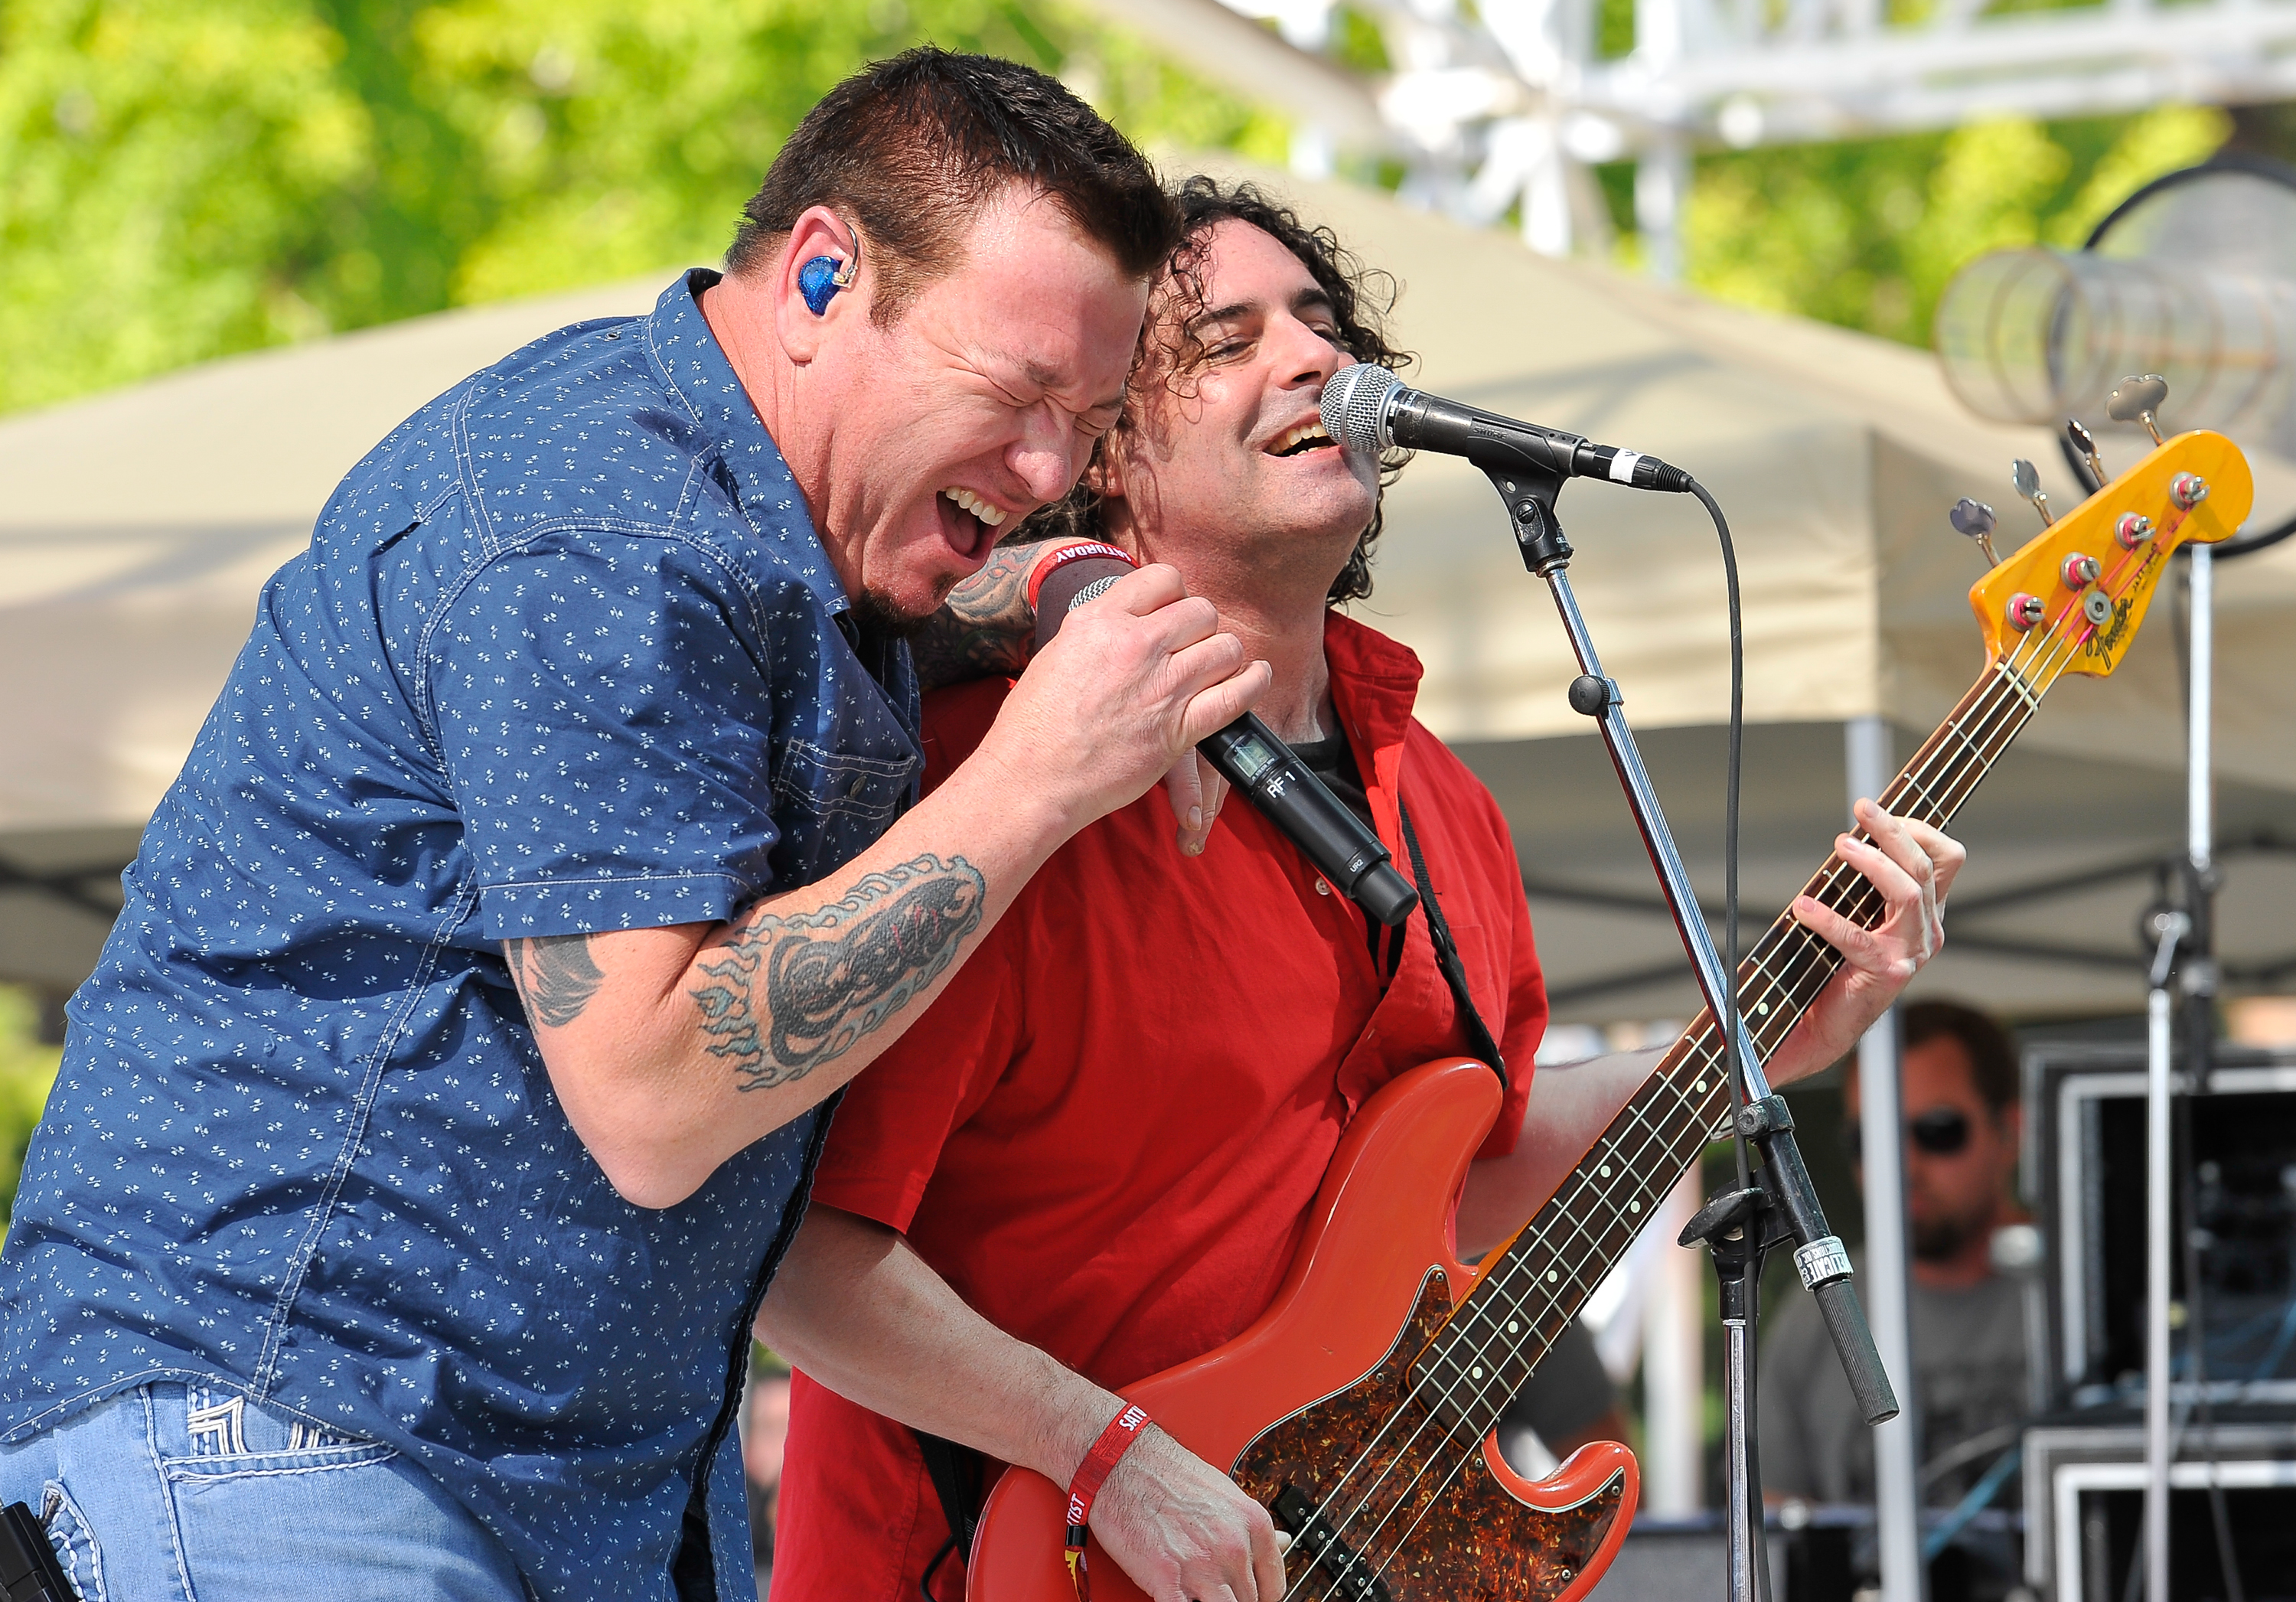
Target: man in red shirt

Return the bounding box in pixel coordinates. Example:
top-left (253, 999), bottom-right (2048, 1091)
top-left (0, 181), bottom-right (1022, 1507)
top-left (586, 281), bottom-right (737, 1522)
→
top-left (758, 178), bottom-right (1963, 1602)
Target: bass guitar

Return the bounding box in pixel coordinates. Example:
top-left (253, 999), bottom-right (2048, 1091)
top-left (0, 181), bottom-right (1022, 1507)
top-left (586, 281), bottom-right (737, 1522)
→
top-left (967, 429), bottom-right (2252, 1602)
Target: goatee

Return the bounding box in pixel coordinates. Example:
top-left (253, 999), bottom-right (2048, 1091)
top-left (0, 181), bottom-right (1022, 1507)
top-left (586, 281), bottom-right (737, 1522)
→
top-left (851, 585), bottom-right (938, 642)
top-left (1911, 1214), bottom-right (1981, 1263)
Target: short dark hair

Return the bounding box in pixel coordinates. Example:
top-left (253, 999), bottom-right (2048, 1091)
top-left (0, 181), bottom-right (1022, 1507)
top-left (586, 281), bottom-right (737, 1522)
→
top-left (1903, 1000), bottom-right (2020, 1115)
top-left (727, 48), bottom-right (1178, 322)
top-left (1013, 176), bottom-right (1414, 606)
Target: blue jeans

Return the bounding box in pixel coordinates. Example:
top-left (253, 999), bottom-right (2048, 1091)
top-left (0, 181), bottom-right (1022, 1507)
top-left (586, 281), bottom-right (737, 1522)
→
top-left (0, 1382), bottom-right (532, 1600)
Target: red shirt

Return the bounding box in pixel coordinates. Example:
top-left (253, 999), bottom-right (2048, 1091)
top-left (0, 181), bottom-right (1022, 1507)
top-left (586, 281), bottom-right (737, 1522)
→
top-left (771, 613), bottom-right (1547, 1602)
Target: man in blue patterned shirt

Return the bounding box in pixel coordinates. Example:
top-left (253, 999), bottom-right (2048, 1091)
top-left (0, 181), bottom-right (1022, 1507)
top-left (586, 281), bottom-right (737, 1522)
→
top-left (0, 51), bottom-right (1263, 1602)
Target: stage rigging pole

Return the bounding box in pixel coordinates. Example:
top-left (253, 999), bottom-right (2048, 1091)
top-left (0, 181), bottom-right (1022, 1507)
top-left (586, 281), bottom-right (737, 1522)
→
top-left (1848, 716), bottom-right (1926, 1602)
top-left (2146, 543), bottom-right (2216, 1602)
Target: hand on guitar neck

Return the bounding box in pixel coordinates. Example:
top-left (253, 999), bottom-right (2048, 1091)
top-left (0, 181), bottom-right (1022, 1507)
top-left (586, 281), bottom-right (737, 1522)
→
top-left (1455, 795), bottom-right (1961, 1258)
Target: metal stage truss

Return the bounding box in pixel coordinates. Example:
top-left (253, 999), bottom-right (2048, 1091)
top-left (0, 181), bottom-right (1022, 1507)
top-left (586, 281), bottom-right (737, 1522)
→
top-left (1097, 0), bottom-right (2296, 276)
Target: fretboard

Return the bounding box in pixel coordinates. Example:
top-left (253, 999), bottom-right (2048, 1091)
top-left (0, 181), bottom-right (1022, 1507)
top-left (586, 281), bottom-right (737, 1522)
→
top-left (1407, 653), bottom-right (2052, 1437)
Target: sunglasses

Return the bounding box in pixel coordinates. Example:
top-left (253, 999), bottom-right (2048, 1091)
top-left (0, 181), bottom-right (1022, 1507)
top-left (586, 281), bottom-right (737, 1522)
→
top-left (1841, 1107), bottom-right (1971, 1159)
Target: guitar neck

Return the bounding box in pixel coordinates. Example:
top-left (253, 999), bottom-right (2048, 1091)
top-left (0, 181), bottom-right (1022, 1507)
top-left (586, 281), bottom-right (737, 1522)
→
top-left (1417, 654), bottom-right (2047, 1421)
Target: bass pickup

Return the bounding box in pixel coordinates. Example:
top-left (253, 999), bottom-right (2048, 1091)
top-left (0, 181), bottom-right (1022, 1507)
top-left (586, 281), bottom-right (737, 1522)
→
top-left (1273, 1483), bottom-right (1394, 1602)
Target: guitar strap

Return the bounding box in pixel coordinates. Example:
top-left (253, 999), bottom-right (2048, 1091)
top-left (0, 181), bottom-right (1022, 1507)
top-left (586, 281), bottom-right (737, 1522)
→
top-left (912, 1427), bottom-right (983, 1601)
top-left (904, 802), bottom-right (1505, 1596)
top-left (1397, 801), bottom-right (1508, 1092)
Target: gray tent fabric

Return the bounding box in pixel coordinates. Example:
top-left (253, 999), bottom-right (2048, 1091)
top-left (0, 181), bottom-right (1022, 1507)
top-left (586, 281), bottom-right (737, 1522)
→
top-left (4, 172), bottom-right (2291, 1014)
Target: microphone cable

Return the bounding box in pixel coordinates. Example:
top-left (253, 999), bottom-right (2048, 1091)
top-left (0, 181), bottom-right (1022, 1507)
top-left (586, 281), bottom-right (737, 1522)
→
top-left (1688, 476), bottom-right (1754, 1202)
top-left (1690, 471), bottom-right (1768, 1588)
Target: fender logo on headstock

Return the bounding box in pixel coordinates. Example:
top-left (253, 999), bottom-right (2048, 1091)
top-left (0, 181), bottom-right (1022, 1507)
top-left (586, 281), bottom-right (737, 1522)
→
top-left (2085, 589), bottom-right (2136, 663)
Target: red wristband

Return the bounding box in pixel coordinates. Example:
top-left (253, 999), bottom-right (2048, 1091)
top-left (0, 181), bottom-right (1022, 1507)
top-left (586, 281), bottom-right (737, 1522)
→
top-left (1063, 1401), bottom-right (1152, 1600)
top-left (1025, 542), bottom-right (1137, 615)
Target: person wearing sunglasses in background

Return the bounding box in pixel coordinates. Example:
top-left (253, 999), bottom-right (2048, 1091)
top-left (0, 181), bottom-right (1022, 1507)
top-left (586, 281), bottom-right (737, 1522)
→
top-left (1758, 999), bottom-right (2030, 1518)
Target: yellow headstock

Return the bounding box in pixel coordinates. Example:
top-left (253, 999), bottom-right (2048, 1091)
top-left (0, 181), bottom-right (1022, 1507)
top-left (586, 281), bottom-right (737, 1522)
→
top-left (1969, 431), bottom-right (2253, 679)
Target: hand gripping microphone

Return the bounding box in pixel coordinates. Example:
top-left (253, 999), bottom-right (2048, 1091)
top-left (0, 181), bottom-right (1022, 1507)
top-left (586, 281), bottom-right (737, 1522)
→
top-left (1321, 363), bottom-right (1693, 491)
top-left (1030, 546), bottom-right (1420, 927)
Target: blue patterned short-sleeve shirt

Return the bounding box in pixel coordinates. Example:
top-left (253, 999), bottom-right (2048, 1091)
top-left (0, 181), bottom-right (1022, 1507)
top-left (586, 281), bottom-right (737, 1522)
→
top-left (1, 271), bottom-right (921, 1601)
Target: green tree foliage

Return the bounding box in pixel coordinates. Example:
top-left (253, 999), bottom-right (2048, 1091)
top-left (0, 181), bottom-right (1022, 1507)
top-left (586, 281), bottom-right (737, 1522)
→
top-left (0, 0), bottom-right (2246, 414)
top-left (0, 0), bottom-right (1283, 413)
top-left (1674, 104), bottom-right (2231, 346)
top-left (1, 0), bottom-right (373, 409)
top-left (0, 987), bottom-right (63, 1226)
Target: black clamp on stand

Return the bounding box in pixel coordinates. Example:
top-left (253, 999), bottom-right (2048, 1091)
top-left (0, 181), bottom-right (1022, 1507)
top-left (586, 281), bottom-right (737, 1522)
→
top-left (1681, 1179), bottom-right (1795, 1602)
top-left (1482, 462), bottom-right (1900, 1602)
top-left (1679, 1098), bottom-right (1900, 1602)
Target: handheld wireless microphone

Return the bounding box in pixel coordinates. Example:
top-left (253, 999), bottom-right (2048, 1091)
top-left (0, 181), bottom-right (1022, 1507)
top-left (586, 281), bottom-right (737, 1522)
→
top-left (1029, 548), bottom-right (1420, 928)
top-left (1321, 363), bottom-right (1692, 491)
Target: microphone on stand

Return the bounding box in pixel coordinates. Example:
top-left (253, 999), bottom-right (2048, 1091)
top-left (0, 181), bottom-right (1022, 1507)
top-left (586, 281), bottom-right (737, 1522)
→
top-left (1029, 546), bottom-right (1420, 928)
top-left (1321, 363), bottom-right (1694, 492)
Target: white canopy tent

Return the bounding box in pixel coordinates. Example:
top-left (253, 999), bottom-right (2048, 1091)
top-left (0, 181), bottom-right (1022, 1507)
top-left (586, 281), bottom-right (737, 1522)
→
top-left (4, 169), bottom-right (2294, 1020)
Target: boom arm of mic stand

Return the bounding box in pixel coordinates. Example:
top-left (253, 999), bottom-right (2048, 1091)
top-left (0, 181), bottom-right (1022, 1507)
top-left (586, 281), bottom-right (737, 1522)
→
top-left (1482, 465), bottom-right (1901, 1427)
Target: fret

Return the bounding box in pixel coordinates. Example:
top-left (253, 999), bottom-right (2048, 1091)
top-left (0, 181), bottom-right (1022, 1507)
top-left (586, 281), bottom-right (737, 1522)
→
top-left (1944, 711), bottom-right (2024, 804)
top-left (1992, 660), bottom-right (2040, 713)
top-left (1888, 763), bottom-right (1944, 824)
top-left (1935, 719), bottom-right (1991, 791)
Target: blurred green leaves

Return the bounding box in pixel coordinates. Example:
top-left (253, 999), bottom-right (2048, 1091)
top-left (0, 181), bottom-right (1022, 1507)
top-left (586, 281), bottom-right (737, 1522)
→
top-left (0, 987), bottom-right (62, 1226)
top-left (0, 0), bottom-right (2242, 416)
top-left (2, 0), bottom-right (372, 409)
top-left (1676, 103), bottom-right (2231, 346)
top-left (0, 0), bottom-right (1280, 413)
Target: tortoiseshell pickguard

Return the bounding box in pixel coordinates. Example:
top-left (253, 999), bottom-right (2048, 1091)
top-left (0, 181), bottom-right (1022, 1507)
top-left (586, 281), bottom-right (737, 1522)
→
top-left (1231, 1269), bottom-right (1626, 1602)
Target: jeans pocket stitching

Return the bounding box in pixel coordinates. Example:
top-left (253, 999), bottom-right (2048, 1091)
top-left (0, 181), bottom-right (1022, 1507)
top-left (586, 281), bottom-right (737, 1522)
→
top-left (160, 1440), bottom-right (399, 1483)
top-left (39, 1479), bottom-right (105, 1602)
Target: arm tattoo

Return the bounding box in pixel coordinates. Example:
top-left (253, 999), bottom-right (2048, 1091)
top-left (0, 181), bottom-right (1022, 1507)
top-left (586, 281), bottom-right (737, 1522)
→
top-left (689, 855), bottom-right (987, 1091)
top-left (909, 541), bottom-right (1044, 691)
top-left (508, 934), bottom-right (605, 1029)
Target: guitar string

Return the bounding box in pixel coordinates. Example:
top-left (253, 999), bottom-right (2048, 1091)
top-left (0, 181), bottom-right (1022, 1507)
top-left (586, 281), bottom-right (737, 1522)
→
top-left (1278, 658), bottom-right (2054, 1602)
top-left (1277, 648), bottom-right (2059, 1602)
top-left (1279, 734), bottom-right (2008, 1600)
top-left (1343, 543), bottom-right (2148, 1546)
top-left (1279, 584), bottom-right (2105, 1602)
top-left (1284, 606), bottom-right (2102, 1602)
top-left (1290, 622), bottom-right (2063, 1519)
top-left (1296, 545), bottom-right (2132, 1599)
top-left (1394, 598), bottom-right (2104, 1459)
top-left (1301, 586), bottom-right (2122, 1602)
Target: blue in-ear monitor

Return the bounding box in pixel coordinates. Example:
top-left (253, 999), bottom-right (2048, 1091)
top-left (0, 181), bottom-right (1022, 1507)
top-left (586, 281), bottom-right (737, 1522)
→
top-left (799, 255), bottom-right (846, 316)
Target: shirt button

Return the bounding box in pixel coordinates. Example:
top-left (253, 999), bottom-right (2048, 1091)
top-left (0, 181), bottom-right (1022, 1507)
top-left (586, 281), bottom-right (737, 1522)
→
top-left (1315, 878), bottom-right (1332, 896)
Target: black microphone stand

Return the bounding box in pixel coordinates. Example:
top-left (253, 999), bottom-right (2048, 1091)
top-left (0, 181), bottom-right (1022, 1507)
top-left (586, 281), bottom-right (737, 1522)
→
top-left (1479, 461), bottom-right (1900, 1602)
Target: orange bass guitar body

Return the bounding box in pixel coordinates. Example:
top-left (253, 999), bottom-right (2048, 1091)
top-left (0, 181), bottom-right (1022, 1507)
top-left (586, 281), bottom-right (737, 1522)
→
top-left (966, 1058), bottom-right (1639, 1602)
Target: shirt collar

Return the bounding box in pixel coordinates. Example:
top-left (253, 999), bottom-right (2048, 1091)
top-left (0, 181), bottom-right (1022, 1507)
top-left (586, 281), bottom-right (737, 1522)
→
top-left (644, 269), bottom-right (850, 615)
top-left (1324, 611), bottom-right (1424, 729)
top-left (1323, 610), bottom-right (1426, 847)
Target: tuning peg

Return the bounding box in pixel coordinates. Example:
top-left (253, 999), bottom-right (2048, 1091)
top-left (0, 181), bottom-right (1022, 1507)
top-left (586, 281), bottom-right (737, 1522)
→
top-left (2108, 374), bottom-right (2169, 445)
top-left (1950, 497), bottom-right (2002, 566)
top-left (2011, 459), bottom-right (2053, 526)
top-left (2066, 419), bottom-right (2107, 486)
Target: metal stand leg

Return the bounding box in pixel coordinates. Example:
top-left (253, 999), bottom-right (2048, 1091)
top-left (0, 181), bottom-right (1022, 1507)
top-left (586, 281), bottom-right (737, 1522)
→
top-left (2144, 960), bottom-right (2177, 1602)
top-left (1685, 1183), bottom-right (1787, 1602)
top-left (1849, 719), bottom-right (1926, 1602)
top-left (2143, 543), bottom-right (2216, 1602)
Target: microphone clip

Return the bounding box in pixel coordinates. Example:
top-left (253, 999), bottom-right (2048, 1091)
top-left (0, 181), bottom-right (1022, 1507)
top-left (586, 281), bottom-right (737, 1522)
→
top-left (1483, 464), bottom-right (1573, 576)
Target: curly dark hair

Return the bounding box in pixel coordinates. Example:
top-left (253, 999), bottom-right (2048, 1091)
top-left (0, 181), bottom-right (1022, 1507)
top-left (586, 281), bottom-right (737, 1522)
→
top-left (1011, 175), bottom-right (1413, 606)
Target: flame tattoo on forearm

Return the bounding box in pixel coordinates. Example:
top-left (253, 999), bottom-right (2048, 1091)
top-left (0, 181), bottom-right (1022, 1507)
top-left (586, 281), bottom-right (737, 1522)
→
top-left (689, 855), bottom-right (986, 1090)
